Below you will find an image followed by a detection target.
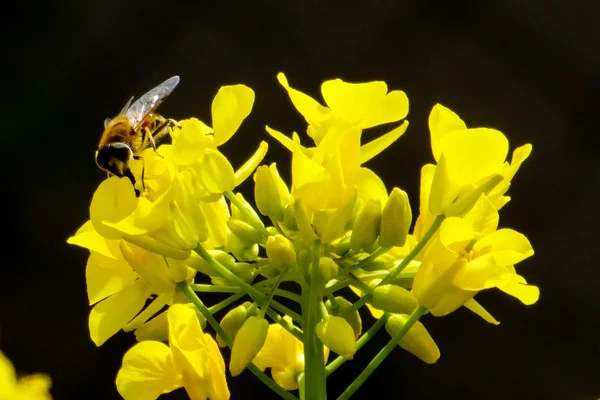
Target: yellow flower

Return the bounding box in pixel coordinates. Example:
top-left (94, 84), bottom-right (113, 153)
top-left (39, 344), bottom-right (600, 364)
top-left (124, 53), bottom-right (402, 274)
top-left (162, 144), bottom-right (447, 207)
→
top-left (0, 350), bottom-right (52, 400)
top-left (412, 196), bottom-right (539, 317)
top-left (425, 104), bottom-right (532, 218)
top-left (116, 304), bottom-right (229, 400)
top-left (67, 221), bottom-right (195, 346)
top-left (252, 319), bottom-right (305, 391)
top-left (276, 72), bottom-right (408, 143)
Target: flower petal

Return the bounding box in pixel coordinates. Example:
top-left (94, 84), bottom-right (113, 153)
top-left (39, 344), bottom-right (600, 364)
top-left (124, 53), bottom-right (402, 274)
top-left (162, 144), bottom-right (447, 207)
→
top-left (441, 128), bottom-right (509, 186)
top-left (474, 229), bottom-right (534, 266)
top-left (86, 251), bottom-right (138, 305)
top-left (429, 104), bottom-right (467, 162)
top-left (212, 85), bottom-right (254, 146)
top-left (67, 221), bottom-right (122, 259)
top-left (277, 73), bottom-right (330, 126)
top-left (321, 79), bottom-right (408, 128)
top-left (360, 121), bottom-right (408, 164)
top-left (89, 279), bottom-right (150, 346)
top-left (116, 341), bottom-right (182, 400)
top-left (90, 177), bottom-right (139, 240)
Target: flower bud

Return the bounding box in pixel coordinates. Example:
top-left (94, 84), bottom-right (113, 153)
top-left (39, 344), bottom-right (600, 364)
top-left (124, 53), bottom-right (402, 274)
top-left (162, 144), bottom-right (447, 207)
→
top-left (379, 188), bottom-right (412, 247)
top-left (282, 204), bottom-right (298, 231)
top-left (316, 315), bottom-right (357, 360)
top-left (350, 198), bottom-right (382, 251)
top-left (254, 165), bottom-right (284, 220)
top-left (230, 192), bottom-right (264, 227)
top-left (326, 297), bottom-right (362, 339)
top-left (386, 314), bottom-right (440, 364)
top-left (371, 284), bottom-right (418, 314)
top-left (218, 302), bottom-right (251, 347)
top-left (228, 231), bottom-right (259, 262)
top-left (227, 218), bottom-right (263, 245)
top-left (318, 257), bottom-right (339, 282)
top-left (230, 316), bottom-right (269, 376)
top-left (266, 234), bottom-right (297, 271)
top-left (360, 253), bottom-right (396, 272)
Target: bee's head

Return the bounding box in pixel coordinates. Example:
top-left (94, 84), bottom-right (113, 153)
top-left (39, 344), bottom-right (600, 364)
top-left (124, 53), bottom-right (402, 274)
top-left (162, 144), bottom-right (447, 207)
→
top-left (95, 142), bottom-right (134, 177)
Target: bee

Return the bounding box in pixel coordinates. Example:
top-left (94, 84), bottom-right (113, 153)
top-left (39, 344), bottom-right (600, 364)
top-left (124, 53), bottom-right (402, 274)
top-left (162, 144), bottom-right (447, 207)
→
top-left (95, 76), bottom-right (180, 196)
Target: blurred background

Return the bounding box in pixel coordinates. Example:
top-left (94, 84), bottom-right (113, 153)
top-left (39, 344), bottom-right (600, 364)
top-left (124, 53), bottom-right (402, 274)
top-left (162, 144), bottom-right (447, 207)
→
top-left (3, 0), bottom-right (599, 399)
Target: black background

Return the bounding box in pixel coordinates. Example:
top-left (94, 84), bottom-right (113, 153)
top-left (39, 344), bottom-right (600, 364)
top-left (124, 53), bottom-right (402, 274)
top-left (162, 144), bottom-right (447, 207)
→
top-left (2, 1), bottom-right (599, 399)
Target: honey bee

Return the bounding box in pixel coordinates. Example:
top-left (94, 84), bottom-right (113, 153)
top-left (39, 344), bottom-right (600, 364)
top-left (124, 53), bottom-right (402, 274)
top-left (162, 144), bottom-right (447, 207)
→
top-left (95, 76), bottom-right (180, 196)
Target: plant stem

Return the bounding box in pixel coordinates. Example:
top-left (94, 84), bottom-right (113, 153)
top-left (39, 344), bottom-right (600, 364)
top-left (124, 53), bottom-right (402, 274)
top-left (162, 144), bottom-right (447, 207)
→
top-left (341, 215), bottom-right (445, 317)
top-left (302, 241), bottom-right (327, 400)
top-left (177, 281), bottom-right (298, 400)
top-left (194, 245), bottom-right (304, 340)
top-left (336, 306), bottom-right (428, 400)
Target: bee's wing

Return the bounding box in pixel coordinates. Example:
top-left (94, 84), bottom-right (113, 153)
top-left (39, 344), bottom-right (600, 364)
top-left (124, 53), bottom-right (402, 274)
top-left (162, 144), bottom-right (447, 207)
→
top-left (125, 76), bottom-right (180, 129)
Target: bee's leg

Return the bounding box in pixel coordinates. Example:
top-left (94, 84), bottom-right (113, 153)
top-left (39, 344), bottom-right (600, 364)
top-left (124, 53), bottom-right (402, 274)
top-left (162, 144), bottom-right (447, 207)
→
top-left (133, 155), bottom-right (146, 192)
top-left (148, 118), bottom-right (181, 157)
top-left (124, 168), bottom-right (140, 197)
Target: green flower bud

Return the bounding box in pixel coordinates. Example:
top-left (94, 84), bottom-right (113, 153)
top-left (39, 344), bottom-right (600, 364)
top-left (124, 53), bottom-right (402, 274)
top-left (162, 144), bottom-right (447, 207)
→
top-left (360, 253), bottom-right (396, 272)
top-left (316, 315), bottom-right (357, 360)
top-left (218, 302), bottom-right (252, 347)
top-left (227, 218), bottom-right (263, 245)
top-left (227, 231), bottom-right (259, 262)
top-left (254, 165), bottom-right (284, 220)
top-left (350, 198), bottom-right (382, 251)
top-left (326, 297), bottom-right (362, 339)
top-left (230, 316), bottom-right (270, 376)
top-left (380, 188), bottom-right (412, 247)
top-left (386, 314), bottom-right (440, 364)
top-left (266, 234), bottom-right (297, 270)
top-left (318, 257), bottom-right (339, 282)
top-left (371, 284), bottom-right (418, 314)
top-left (230, 192), bottom-right (266, 230)
top-left (332, 238), bottom-right (352, 258)
top-left (282, 204), bottom-right (298, 231)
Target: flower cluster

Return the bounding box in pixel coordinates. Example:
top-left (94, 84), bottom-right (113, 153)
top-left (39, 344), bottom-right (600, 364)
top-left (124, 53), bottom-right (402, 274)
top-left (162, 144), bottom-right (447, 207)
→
top-left (68, 73), bottom-right (538, 399)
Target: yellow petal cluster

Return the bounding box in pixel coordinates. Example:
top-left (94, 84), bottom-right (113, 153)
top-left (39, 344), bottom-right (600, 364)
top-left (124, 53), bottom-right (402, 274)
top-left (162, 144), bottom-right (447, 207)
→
top-left (116, 304), bottom-right (229, 400)
top-left (413, 196), bottom-right (539, 317)
top-left (265, 73), bottom-right (410, 244)
top-left (0, 350), bottom-right (52, 400)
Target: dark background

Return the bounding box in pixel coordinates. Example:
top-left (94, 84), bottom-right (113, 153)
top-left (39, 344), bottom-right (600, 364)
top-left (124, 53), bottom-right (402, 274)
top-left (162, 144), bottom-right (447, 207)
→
top-left (2, 0), bottom-right (599, 399)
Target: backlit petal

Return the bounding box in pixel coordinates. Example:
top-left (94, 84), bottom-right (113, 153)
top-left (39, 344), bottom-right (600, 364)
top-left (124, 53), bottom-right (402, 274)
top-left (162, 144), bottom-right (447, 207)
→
top-left (116, 341), bottom-right (182, 400)
top-left (212, 85), bottom-right (254, 146)
top-left (89, 279), bottom-right (150, 346)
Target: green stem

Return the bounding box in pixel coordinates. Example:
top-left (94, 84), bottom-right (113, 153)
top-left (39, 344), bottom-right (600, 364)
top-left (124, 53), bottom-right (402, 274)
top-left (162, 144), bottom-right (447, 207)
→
top-left (342, 215), bottom-right (445, 317)
top-left (208, 292), bottom-right (246, 314)
top-left (177, 281), bottom-right (298, 400)
top-left (258, 267), bottom-right (287, 319)
top-left (337, 306), bottom-right (428, 400)
top-left (325, 315), bottom-right (388, 376)
top-left (194, 245), bottom-right (303, 340)
top-left (302, 241), bottom-right (327, 400)
top-left (323, 279), bottom-right (352, 295)
top-left (190, 284), bottom-right (239, 293)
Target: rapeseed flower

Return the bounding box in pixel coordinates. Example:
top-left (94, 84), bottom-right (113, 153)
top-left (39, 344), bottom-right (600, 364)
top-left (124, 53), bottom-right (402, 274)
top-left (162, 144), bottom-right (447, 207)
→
top-left (413, 196), bottom-right (539, 316)
top-left (116, 304), bottom-right (229, 400)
